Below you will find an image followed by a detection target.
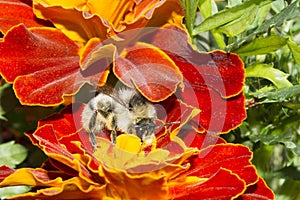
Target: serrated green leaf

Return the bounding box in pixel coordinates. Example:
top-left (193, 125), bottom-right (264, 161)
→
top-left (228, 1), bottom-right (300, 51)
top-left (253, 3), bottom-right (271, 28)
top-left (229, 0), bottom-right (242, 7)
top-left (217, 6), bottom-right (258, 37)
top-left (198, 0), bottom-right (226, 48)
top-left (250, 85), bottom-right (300, 103)
top-left (287, 39), bottom-right (300, 66)
top-left (0, 141), bottom-right (27, 168)
top-left (211, 29), bottom-right (226, 49)
top-left (0, 186), bottom-right (31, 200)
top-left (198, 0), bottom-right (213, 19)
top-left (234, 35), bottom-right (288, 56)
top-left (246, 63), bottom-right (293, 88)
top-left (180, 0), bottom-right (198, 35)
top-left (271, 0), bottom-right (286, 14)
top-left (193, 0), bottom-right (273, 35)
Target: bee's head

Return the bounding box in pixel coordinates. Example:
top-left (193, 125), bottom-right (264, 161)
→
top-left (127, 94), bottom-right (157, 140)
top-left (130, 117), bottom-right (156, 140)
top-left (118, 88), bottom-right (156, 120)
top-left (117, 88), bottom-right (157, 142)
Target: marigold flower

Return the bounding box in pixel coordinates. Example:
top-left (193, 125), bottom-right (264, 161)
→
top-left (0, 104), bottom-right (274, 199)
top-left (0, 0), bottom-right (245, 133)
top-left (0, 0), bottom-right (275, 199)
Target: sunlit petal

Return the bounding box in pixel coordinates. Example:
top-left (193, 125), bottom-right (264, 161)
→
top-left (114, 42), bottom-right (183, 102)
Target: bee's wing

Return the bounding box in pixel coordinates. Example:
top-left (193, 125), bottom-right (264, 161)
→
top-left (95, 85), bottom-right (127, 107)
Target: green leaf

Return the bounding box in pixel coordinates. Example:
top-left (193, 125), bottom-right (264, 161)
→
top-left (180, 0), bottom-right (198, 35)
top-left (228, 1), bottom-right (300, 51)
top-left (0, 186), bottom-right (31, 200)
top-left (246, 63), bottom-right (293, 88)
top-left (211, 29), bottom-right (226, 49)
top-left (198, 0), bottom-right (226, 48)
top-left (198, 0), bottom-right (213, 19)
top-left (0, 84), bottom-right (11, 121)
top-left (250, 85), bottom-right (300, 103)
top-left (276, 179), bottom-right (300, 200)
top-left (234, 35), bottom-right (288, 56)
top-left (287, 39), bottom-right (300, 67)
top-left (192, 0), bottom-right (273, 35)
top-left (0, 141), bottom-right (27, 168)
top-left (252, 144), bottom-right (274, 177)
top-left (228, 0), bottom-right (242, 7)
top-left (217, 6), bottom-right (258, 37)
top-left (272, 0), bottom-right (286, 14)
top-left (255, 3), bottom-right (271, 26)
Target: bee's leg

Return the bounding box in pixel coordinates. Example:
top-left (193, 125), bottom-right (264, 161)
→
top-left (110, 130), bottom-right (117, 144)
top-left (110, 118), bottom-right (117, 144)
top-left (90, 131), bottom-right (97, 150)
top-left (89, 110), bottom-right (98, 150)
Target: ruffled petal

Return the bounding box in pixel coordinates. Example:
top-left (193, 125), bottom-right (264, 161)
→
top-left (177, 130), bottom-right (227, 149)
top-left (145, 25), bottom-right (245, 98)
top-left (140, 25), bottom-right (246, 133)
top-left (0, 0), bottom-right (47, 34)
top-left (0, 25), bottom-right (109, 105)
top-left (114, 42), bottom-right (183, 102)
top-left (0, 165), bottom-right (16, 182)
top-left (183, 144), bottom-right (258, 186)
top-left (181, 87), bottom-right (246, 133)
top-left (237, 178), bottom-right (275, 200)
top-left (170, 168), bottom-right (246, 200)
top-left (33, 1), bottom-right (112, 43)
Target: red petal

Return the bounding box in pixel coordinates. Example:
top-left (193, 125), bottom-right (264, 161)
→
top-left (237, 178), bottom-right (275, 200)
top-left (0, 0), bottom-right (47, 34)
top-left (156, 97), bottom-right (200, 136)
top-left (155, 98), bottom-right (200, 149)
top-left (140, 25), bottom-right (246, 133)
top-left (148, 25), bottom-right (245, 98)
top-left (37, 103), bottom-right (83, 139)
top-left (28, 124), bottom-right (75, 160)
top-left (59, 130), bottom-right (93, 155)
top-left (170, 168), bottom-right (246, 200)
top-left (177, 130), bottom-right (226, 149)
top-left (28, 124), bottom-right (100, 183)
top-left (182, 86), bottom-right (246, 133)
top-left (59, 130), bottom-right (102, 172)
top-left (79, 38), bottom-right (116, 71)
top-left (29, 103), bottom-right (101, 172)
top-left (31, 103), bottom-right (95, 157)
top-left (114, 42), bottom-right (183, 102)
top-left (0, 25), bottom-right (108, 105)
top-left (184, 144), bottom-right (258, 186)
top-left (173, 50), bottom-right (245, 98)
top-left (0, 165), bottom-right (15, 182)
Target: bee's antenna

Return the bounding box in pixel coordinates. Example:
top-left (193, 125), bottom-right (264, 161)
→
top-left (155, 121), bottom-right (180, 130)
top-left (155, 109), bottom-right (190, 130)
